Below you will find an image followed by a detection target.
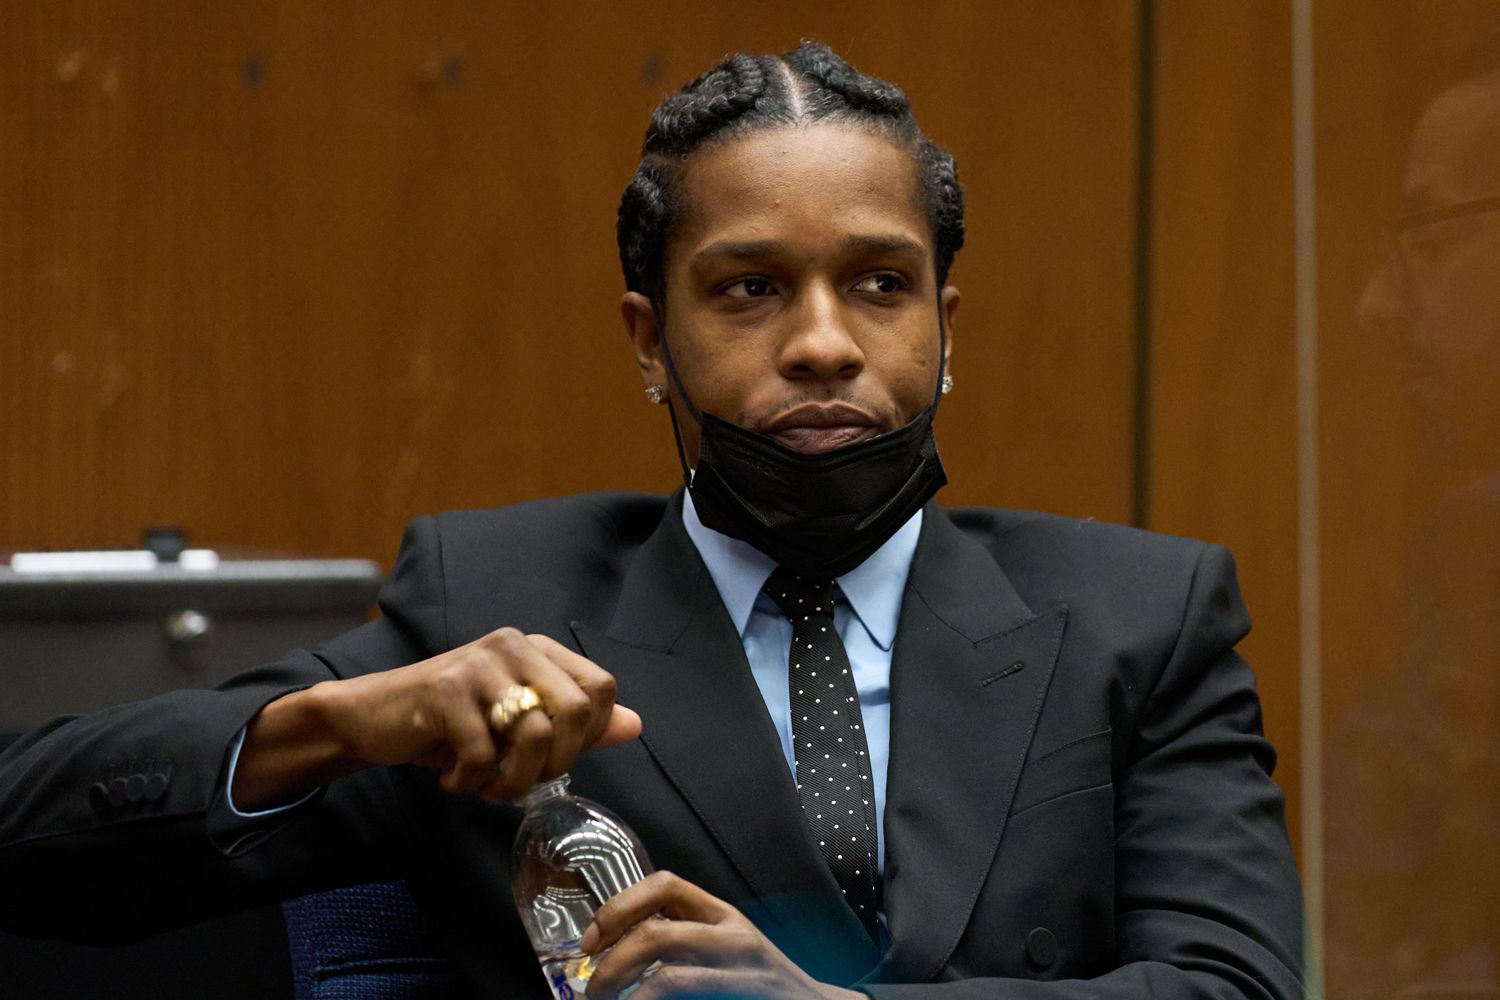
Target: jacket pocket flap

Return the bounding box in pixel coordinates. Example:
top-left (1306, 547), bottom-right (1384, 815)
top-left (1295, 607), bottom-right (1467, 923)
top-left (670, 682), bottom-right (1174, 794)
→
top-left (1009, 728), bottom-right (1112, 816)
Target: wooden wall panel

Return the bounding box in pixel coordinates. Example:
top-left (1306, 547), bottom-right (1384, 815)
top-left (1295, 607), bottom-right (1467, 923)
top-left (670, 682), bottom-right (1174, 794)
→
top-left (1147, 2), bottom-right (1301, 856)
top-left (0, 1), bottom-right (1140, 572)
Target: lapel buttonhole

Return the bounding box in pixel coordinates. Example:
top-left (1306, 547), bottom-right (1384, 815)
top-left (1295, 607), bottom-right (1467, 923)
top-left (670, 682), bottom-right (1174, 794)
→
top-left (982, 661), bottom-right (1025, 685)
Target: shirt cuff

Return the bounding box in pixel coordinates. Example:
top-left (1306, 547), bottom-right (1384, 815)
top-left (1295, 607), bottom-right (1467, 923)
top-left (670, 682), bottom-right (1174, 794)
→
top-left (207, 726), bottom-right (321, 855)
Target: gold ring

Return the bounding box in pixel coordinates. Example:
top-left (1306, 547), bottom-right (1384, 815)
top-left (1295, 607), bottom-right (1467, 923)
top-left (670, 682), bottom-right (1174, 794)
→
top-left (490, 685), bottom-right (544, 732)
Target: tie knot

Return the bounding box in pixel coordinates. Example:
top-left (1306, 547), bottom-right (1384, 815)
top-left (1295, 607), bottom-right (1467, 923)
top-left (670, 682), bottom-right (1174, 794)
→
top-left (763, 567), bottom-right (837, 620)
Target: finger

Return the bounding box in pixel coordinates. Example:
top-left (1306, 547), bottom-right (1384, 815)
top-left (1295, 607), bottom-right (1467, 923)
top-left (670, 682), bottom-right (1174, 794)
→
top-left (624, 963), bottom-right (761, 1000)
top-left (588, 918), bottom-right (757, 1000)
top-left (598, 704), bottom-right (643, 747)
top-left (437, 704), bottom-right (502, 796)
top-left (481, 706), bottom-right (553, 800)
top-left (471, 628), bottom-right (575, 772)
top-left (585, 871), bottom-right (736, 954)
top-left (411, 746), bottom-right (454, 771)
top-left (476, 627), bottom-right (577, 713)
top-left (525, 634), bottom-right (630, 750)
top-left (520, 635), bottom-right (601, 779)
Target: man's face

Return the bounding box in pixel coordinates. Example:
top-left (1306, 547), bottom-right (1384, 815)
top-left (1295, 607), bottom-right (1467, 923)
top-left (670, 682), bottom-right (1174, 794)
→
top-left (1358, 71), bottom-right (1500, 476)
top-left (622, 123), bottom-right (959, 461)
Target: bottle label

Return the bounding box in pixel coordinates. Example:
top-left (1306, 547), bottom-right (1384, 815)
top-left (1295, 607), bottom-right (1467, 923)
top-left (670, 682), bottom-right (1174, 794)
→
top-left (541, 954), bottom-right (591, 1000)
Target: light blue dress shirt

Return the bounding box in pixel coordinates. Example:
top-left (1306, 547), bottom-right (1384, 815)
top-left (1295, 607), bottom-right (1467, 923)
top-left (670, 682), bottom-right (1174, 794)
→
top-left (680, 492), bottom-right (921, 874)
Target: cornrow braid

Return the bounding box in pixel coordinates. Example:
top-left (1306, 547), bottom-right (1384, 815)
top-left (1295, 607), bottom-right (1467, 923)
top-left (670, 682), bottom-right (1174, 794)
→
top-left (782, 41), bottom-right (912, 118)
top-left (617, 41), bottom-right (965, 312)
top-left (643, 53), bottom-right (781, 157)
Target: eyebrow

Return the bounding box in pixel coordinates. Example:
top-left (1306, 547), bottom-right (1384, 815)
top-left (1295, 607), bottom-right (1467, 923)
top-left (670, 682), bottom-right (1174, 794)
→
top-left (691, 233), bottom-right (928, 266)
top-left (693, 239), bottom-right (790, 263)
top-left (843, 233), bottom-right (927, 257)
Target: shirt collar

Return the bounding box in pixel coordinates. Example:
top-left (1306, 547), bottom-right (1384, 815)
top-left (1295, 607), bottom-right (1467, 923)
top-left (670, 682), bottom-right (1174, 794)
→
top-left (681, 490), bottom-right (922, 652)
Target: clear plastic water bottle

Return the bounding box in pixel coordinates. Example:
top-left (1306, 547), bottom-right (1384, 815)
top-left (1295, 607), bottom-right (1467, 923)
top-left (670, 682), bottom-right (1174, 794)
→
top-left (512, 775), bottom-right (654, 1000)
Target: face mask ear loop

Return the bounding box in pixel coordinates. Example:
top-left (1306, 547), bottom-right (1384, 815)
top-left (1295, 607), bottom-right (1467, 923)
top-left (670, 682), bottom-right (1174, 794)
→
top-left (665, 400), bottom-right (694, 486)
top-left (929, 287), bottom-right (949, 416)
top-left (652, 298), bottom-right (703, 485)
top-left (658, 338), bottom-right (703, 426)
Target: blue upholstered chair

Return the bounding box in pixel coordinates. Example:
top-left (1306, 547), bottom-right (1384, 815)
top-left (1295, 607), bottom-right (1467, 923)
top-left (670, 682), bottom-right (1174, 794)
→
top-left (282, 880), bottom-right (461, 1000)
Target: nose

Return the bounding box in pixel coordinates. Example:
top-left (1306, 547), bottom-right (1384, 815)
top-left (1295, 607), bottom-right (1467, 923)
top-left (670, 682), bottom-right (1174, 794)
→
top-left (778, 281), bottom-right (865, 382)
top-left (1357, 247), bottom-right (1408, 340)
top-left (1358, 243), bottom-right (1442, 389)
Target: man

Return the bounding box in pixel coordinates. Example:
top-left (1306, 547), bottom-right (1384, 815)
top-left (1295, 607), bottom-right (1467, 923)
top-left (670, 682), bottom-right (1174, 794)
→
top-left (0, 44), bottom-right (1303, 999)
top-left (1330, 63), bottom-right (1500, 995)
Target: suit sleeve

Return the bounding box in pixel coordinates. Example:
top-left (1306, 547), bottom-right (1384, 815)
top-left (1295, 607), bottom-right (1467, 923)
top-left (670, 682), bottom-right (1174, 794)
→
top-left (862, 544), bottom-right (1305, 1000)
top-left (0, 515), bottom-right (448, 943)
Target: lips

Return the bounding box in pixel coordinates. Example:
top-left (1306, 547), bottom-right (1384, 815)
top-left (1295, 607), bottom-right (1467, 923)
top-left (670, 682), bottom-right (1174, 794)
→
top-left (762, 402), bottom-right (883, 453)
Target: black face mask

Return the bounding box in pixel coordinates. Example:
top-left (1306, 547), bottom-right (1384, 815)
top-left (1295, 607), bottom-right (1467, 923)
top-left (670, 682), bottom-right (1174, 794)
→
top-left (660, 300), bottom-right (949, 579)
top-left (687, 407), bottom-right (947, 578)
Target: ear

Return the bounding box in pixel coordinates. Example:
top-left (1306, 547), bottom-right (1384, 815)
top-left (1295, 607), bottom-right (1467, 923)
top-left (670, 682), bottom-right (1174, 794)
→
top-left (940, 284), bottom-right (960, 375)
top-left (621, 291), bottom-right (668, 389)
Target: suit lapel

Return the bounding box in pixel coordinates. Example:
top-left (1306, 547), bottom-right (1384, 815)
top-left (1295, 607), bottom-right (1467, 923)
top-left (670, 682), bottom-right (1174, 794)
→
top-left (569, 495), bottom-right (882, 982)
top-left (865, 507), bottom-right (1068, 984)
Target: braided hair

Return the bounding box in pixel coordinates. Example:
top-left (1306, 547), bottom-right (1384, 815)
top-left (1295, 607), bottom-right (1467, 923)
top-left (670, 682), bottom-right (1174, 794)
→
top-left (617, 42), bottom-right (966, 312)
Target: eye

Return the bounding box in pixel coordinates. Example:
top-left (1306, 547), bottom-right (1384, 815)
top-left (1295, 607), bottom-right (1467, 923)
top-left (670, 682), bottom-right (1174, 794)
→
top-left (723, 277), bottom-right (777, 299)
top-left (853, 272), bottom-right (909, 295)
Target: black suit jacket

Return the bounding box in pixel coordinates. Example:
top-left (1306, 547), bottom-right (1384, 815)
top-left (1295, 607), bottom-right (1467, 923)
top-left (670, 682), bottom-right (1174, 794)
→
top-left (0, 492), bottom-right (1303, 999)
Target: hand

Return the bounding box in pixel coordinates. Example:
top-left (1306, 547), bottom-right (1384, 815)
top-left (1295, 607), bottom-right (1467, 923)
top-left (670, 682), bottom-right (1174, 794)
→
top-left (582, 871), bottom-right (862, 1000)
top-left (234, 629), bottom-right (642, 808)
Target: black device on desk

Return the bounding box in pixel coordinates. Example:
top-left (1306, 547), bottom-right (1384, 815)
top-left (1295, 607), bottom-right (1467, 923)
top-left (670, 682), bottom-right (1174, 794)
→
top-left (0, 540), bottom-right (382, 1000)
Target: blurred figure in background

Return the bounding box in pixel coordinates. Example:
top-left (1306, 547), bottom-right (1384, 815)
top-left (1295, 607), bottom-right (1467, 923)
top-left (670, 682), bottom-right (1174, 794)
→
top-left (1330, 63), bottom-right (1500, 998)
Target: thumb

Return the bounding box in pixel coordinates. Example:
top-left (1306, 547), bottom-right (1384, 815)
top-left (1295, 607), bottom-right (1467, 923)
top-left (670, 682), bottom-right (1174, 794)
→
top-left (592, 704), bottom-right (643, 747)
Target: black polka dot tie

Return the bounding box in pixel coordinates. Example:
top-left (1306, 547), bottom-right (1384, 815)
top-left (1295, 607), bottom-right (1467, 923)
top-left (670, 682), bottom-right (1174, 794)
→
top-left (764, 567), bottom-right (880, 942)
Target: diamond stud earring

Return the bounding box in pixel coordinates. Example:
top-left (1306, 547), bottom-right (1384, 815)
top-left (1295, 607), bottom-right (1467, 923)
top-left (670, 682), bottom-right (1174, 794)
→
top-left (940, 374), bottom-right (954, 395)
top-left (645, 385), bottom-right (667, 404)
